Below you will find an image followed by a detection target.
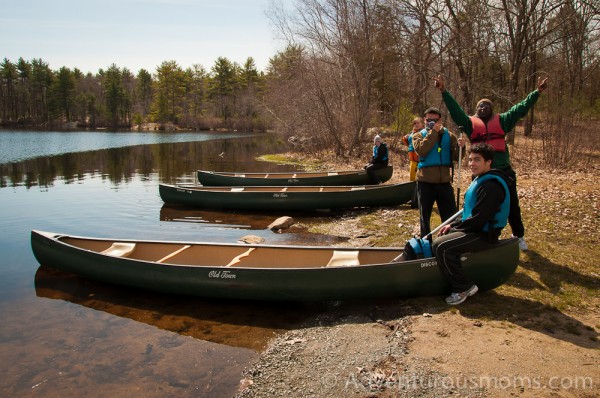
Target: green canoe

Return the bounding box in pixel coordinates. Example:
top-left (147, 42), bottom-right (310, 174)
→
top-left (197, 166), bottom-right (393, 186)
top-left (159, 181), bottom-right (415, 210)
top-left (31, 230), bottom-right (519, 301)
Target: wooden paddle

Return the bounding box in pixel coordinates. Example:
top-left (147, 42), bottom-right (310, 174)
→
top-left (456, 126), bottom-right (465, 207)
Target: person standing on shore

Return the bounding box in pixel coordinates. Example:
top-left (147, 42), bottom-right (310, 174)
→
top-left (412, 107), bottom-right (461, 238)
top-left (401, 117), bottom-right (424, 182)
top-left (401, 117), bottom-right (424, 208)
top-left (432, 75), bottom-right (548, 251)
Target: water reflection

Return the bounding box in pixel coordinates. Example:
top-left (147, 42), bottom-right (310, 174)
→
top-left (0, 133), bottom-right (292, 188)
top-left (35, 265), bottom-right (325, 351)
top-left (1, 131), bottom-right (347, 397)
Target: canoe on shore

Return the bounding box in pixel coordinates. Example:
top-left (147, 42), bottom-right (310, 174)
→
top-left (159, 181), bottom-right (415, 210)
top-left (31, 230), bottom-right (519, 301)
top-left (197, 166), bottom-right (393, 186)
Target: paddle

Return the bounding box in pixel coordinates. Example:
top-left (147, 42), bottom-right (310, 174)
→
top-left (456, 126), bottom-right (464, 207)
top-left (390, 209), bottom-right (464, 262)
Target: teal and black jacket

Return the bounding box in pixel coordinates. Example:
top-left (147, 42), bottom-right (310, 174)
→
top-left (451, 170), bottom-right (510, 241)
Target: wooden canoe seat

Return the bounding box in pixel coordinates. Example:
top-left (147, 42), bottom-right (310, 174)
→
top-left (350, 186), bottom-right (366, 191)
top-left (157, 245), bottom-right (191, 263)
top-left (101, 242), bottom-right (136, 257)
top-left (326, 250), bottom-right (360, 267)
top-left (226, 248), bottom-right (255, 267)
top-left (327, 172), bottom-right (339, 176)
top-left (234, 173), bottom-right (245, 177)
top-left (231, 187), bottom-right (244, 192)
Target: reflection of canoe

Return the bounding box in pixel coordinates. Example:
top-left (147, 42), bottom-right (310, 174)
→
top-left (34, 265), bottom-right (312, 351)
top-left (159, 181), bottom-right (415, 210)
top-left (31, 230), bottom-right (519, 301)
top-left (197, 167), bottom-right (393, 186)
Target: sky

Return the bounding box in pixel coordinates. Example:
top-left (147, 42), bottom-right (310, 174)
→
top-left (1, 0), bottom-right (290, 74)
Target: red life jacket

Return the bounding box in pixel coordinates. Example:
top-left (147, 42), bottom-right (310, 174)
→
top-left (469, 114), bottom-right (506, 152)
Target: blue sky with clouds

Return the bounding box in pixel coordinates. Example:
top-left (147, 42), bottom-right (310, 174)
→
top-left (1, 0), bottom-right (289, 73)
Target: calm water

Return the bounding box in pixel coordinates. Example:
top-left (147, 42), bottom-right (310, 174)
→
top-left (0, 130), bottom-right (344, 397)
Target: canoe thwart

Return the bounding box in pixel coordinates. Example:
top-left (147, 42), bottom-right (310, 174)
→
top-left (326, 250), bottom-right (360, 267)
top-left (101, 242), bottom-right (136, 258)
top-left (157, 245), bottom-right (191, 264)
top-left (230, 187), bottom-right (244, 192)
top-left (350, 186), bottom-right (366, 191)
top-left (226, 248), bottom-right (256, 267)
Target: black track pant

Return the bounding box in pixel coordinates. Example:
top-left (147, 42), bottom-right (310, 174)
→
top-left (365, 162), bottom-right (387, 184)
top-left (417, 181), bottom-right (457, 238)
top-left (432, 231), bottom-right (496, 293)
top-left (501, 166), bottom-right (525, 238)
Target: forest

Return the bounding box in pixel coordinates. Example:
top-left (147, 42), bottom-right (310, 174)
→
top-left (1, 0), bottom-right (599, 158)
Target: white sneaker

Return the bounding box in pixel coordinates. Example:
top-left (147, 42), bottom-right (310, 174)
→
top-left (517, 237), bottom-right (528, 251)
top-left (445, 285), bottom-right (478, 305)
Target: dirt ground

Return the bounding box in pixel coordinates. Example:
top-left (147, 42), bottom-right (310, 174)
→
top-left (235, 149), bottom-right (599, 398)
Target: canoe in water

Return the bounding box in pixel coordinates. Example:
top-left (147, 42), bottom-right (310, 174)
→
top-left (159, 181), bottom-right (415, 210)
top-left (197, 166), bottom-right (393, 186)
top-left (31, 230), bottom-right (519, 301)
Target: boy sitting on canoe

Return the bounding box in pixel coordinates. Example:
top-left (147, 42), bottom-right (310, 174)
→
top-left (364, 135), bottom-right (389, 184)
top-left (432, 143), bottom-right (510, 305)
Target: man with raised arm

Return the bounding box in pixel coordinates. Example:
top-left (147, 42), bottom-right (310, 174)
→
top-left (432, 75), bottom-right (548, 251)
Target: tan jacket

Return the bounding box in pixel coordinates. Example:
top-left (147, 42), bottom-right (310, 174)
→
top-left (412, 127), bottom-right (459, 184)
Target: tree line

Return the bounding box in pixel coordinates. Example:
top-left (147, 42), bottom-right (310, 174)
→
top-left (1, 0), bottom-right (599, 157)
top-left (0, 56), bottom-right (266, 131)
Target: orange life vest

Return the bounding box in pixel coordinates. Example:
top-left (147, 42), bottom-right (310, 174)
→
top-left (469, 114), bottom-right (506, 152)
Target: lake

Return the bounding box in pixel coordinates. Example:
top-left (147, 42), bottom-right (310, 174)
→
top-left (0, 130), bottom-right (344, 397)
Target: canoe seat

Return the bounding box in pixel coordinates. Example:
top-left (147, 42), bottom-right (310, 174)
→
top-left (327, 172), bottom-right (338, 176)
top-left (101, 242), bottom-right (136, 258)
top-left (231, 187), bottom-right (244, 192)
top-left (226, 248), bottom-right (255, 267)
top-left (326, 250), bottom-right (360, 267)
top-left (234, 174), bottom-right (245, 177)
top-left (350, 186), bottom-right (366, 191)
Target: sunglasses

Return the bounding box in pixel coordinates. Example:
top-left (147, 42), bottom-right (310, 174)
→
top-left (425, 118), bottom-right (439, 123)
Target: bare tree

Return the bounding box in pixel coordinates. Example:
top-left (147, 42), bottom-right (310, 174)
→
top-left (268, 0), bottom-right (382, 155)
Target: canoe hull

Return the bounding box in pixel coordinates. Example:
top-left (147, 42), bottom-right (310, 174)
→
top-left (198, 167), bottom-right (393, 186)
top-left (31, 230), bottom-right (519, 301)
top-left (159, 182), bottom-right (415, 210)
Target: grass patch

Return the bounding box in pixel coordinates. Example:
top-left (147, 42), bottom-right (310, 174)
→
top-left (257, 153), bottom-right (325, 170)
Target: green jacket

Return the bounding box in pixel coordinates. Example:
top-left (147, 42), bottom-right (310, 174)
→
top-left (442, 89), bottom-right (541, 169)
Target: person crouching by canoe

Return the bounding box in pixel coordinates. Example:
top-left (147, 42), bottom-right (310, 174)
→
top-left (432, 143), bottom-right (510, 305)
top-left (364, 135), bottom-right (389, 184)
